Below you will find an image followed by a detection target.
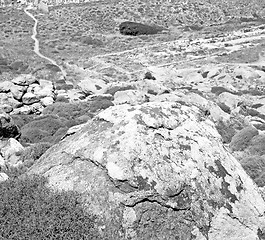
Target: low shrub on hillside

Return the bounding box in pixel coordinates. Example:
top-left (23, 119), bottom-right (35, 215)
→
top-left (230, 126), bottom-right (259, 151)
top-left (0, 174), bottom-right (99, 239)
top-left (20, 142), bottom-right (52, 162)
top-left (240, 155), bottom-right (265, 187)
top-left (215, 120), bottom-right (236, 144)
top-left (247, 134), bottom-right (265, 156)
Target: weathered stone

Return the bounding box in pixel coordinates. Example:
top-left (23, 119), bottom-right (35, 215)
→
top-left (0, 172), bottom-right (9, 183)
top-left (29, 102), bottom-right (265, 239)
top-left (0, 155), bottom-right (5, 168)
top-left (12, 74), bottom-right (37, 86)
top-left (77, 78), bottom-right (107, 95)
top-left (233, 66), bottom-right (260, 81)
top-left (12, 105), bottom-right (32, 115)
top-left (218, 92), bottom-right (242, 111)
top-left (113, 90), bottom-right (147, 105)
top-left (22, 92), bottom-right (39, 105)
top-left (0, 81), bottom-right (13, 93)
top-left (10, 84), bottom-right (27, 101)
top-left (0, 92), bottom-right (22, 109)
top-left (41, 96), bottom-right (54, 107)
top-left (0, 138), bottom-right (24, 166)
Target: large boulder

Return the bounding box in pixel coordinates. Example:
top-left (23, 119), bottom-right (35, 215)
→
top-left (29, 102), bottom-right (265, 239)
top-left (119, 21), bottom-right (164, 36)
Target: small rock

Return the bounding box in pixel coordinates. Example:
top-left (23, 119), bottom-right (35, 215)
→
top-left (12, 105), bottom-right (32, 115)
top-left (0, 155), bottom-right (6, 168)
top-left (218, 92), bottom-right (242, 111)
top-left (77, 78), bottom-right (107, 95)
top-left (0, 138), bottom-right (24, 166)
top-left (12, 74), bottom-right (37, 86)
top-left (22, 92), bottom-right (40, 105)
top-left (41, 96), bottom-right (54, 107)
top-left (0, 81), bottom-right (13, 93)
top-left (113, 90), bottom-right (147, 105)
top-left (233, 66), bottom-right (260, 81)
top-left (0, 173), bottom-right (9, 183)
top-left (0, 92), bottom-right (22, 109)
top-left (10, 84), bottom-right (27, 101)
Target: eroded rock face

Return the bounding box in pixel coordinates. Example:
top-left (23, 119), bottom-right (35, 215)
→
top-left (29, 102), bottom-right (265, 240)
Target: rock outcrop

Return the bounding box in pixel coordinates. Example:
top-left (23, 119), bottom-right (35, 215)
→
top-left (29, 102), bottom-right (265, 240)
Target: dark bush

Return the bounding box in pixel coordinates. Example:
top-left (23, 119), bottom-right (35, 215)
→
top-left (240, 155), bottom-right (265, 187)
top-left (20, 115), bottom-right (66, 144)
top-left (89, 98), bottom-right (114, 113)
top-left (144, 71), bottom-right (156, 80)
top-left (247, 134), bottom-right (265, 156)
top-left (20, 128), bottom-right (50, 144)
top-left (20, 142), bottom-right (52, 162)
top-left (22, 115), bottom-right (66, 135)
top-left (12, 114), bottom-right (34, 129)
top-left (105, 85), bottom-right (135, 96)
top-left (230, 126), bottom-right (259, 151)
top-left (0, 174), bottom-right (98, 239)
top-left (217, 102), bottom-right (231, 114)
top-left (119, 21), bottom-right (164, 36)
top-left (211, 86), bottom-right (232, 95)
top-left (215, 120), bottom-right (236, 144)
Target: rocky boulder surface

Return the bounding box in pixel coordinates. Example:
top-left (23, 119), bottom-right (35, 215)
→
top-left (29, 102), bottom-right (265, 239)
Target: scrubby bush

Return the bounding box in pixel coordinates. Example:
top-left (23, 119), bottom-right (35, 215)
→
top-left (215, 120), bottom-right (236, 144)
top-left (230, 126), bottom-right (259, 151)
top-left (22, 115), bottom-right (66, 135)
top-left (20, 142), bottom-right (52, 162)
top-left (0, 174), bottom-right (98, 239)
top-left (20, 128), bottom-right (50, 144)
top-left (119, 21), bottom-right (164, 36)
top-left (105, 85), bottom-right (135, 96)
top-left (211, 86), bottom-right (232, 95)
top-left (240, 155), bottom-right (265, 187)
top-left (89, 97), bottom-right (114, 113)
top-left (247, 134), bottom-right (265, 156)
top-left (20, 115), bottom-right (67, 144)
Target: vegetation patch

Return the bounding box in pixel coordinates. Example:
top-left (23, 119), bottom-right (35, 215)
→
top-left (230, 126), bottom-right (259, 151)
top-left (0, 174), bottom-right (98, 239)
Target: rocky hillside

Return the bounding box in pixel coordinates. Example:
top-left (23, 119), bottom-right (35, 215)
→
top-left (2, 0), bottom-right (265, 239)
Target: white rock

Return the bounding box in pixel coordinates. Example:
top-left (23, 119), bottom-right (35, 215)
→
top-left (10, 84), bottom-right (27, 101)
top-left (77, 78), bottom-right (107, 95)
top-left (12, 74), bottom-right (37, 86)
top-left (22, 92), bottom-right (39, 105)
top-left (41, 96), bottom-right (54, 106)
top-left (218, 92), bottom-right (242, 111)
top-left (0, 173), bottom-right (9, 183)
top-left (0, 81), bottom-right (13, 93)
top-left (0, 155), bottom-right (6, 168)
top-left (113, 90), bottom-right (147, 105)
top-left (233, 66), bottom-right (260, 81)
top-left (0, 138), bottom-right (24, 166)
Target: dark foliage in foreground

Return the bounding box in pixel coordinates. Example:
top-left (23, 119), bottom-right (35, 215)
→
top-left (119, 21), bottom-right (164, 36)
top-left (0, 174), bottom-right (99, 239)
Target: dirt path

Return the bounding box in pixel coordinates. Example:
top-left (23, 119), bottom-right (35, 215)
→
top-left (24, 5), bottom-right (67, 78)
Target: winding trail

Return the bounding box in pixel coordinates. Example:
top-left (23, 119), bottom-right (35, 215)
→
top-left (24, 5), bottom-right (66, 78)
